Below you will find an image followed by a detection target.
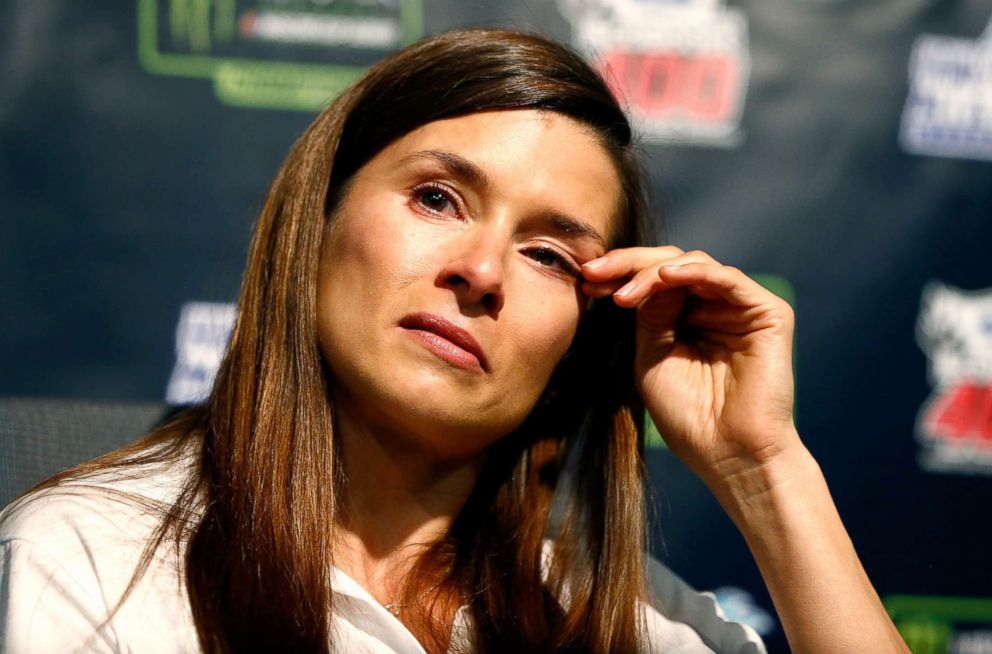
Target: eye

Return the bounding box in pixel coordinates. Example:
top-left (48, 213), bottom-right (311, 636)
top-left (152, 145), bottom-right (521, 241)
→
top-left (524, 246), bottom-right (582, 278)
top-left (412, 183), bottom-right (461, 219)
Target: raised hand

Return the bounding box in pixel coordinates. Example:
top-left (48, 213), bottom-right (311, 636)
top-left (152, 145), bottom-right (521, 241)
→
top-left (584, 245), bottom-right (910, 654)
top-left (581, 246), bottom-right (800, 484)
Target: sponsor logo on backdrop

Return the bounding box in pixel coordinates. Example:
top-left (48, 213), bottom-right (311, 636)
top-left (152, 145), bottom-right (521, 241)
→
top-left (166, 301), bottom-right (236, 404)
top-left (137, 0), bottom-right (423, 111)
top-left (558, 0), bottom-right (751, 147)
top-left (885, 595), bottom-right (992, 654)
top-left (899, 17), bottom-right (992, 161)
top-left (915, 282), bottom-right (992, 474)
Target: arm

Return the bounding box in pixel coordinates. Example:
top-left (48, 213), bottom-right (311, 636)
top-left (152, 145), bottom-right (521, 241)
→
top-left (706, 436), bottom-right (907, 654)
top-left (582, 247), bottom-right (909, 654)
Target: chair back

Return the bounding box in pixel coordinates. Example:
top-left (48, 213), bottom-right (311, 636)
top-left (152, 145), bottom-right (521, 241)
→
top-left (0, 397), bottom-right (172, 508)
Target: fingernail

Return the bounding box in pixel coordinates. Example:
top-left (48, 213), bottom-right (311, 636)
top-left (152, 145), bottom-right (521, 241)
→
top-left (615, 282), bottom-right (635, 298)
top-left (662, 265), bottom-right (682, 271)
top-left (583, 257), bottom-right (606, 270)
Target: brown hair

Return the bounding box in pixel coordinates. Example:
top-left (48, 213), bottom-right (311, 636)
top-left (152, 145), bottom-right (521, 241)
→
top-left (21, 28), bottom-right (653, 653)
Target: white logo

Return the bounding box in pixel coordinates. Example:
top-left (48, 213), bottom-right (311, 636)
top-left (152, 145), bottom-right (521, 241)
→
top-left (712, 586), bottom-right (776, 636)
top-left (899, 17), bottom-right (992, 161)
top-left (559, 0), bottom-right (751, 147)
top-left (915, 282), bottom-right (992, 474)
top-left (239, 7), bottom-right (402, 49)
top-left (165, 301), bottom-right (236, 405)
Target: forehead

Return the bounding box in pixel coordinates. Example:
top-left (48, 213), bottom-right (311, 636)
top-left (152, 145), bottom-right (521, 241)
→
top-left (362, 109), bottom-right (623, 240)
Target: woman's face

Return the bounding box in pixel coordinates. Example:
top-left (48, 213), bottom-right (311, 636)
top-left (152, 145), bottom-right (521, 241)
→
top-left (317, 109), bottom-right (621, 461)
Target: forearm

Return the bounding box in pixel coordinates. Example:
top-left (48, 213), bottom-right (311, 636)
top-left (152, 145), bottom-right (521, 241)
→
top-left (704, 436), bottom-right (910, 654)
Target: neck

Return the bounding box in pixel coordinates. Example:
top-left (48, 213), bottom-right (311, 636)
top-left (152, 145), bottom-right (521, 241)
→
top-left (331, 396), bottom-right (486, 594)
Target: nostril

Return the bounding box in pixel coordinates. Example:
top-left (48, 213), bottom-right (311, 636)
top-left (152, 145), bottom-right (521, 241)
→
top-left (482, 293), bottom-right (500, 313)
top-left (438, 266), bottom-right (503, 313)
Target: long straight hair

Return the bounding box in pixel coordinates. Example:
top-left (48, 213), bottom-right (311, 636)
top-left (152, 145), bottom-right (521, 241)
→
top-left (20, 29), bottom-right (653, 653)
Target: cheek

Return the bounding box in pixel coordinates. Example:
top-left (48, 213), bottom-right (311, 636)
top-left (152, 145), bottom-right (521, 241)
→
top-left (323, 210), bottom-right (387, 287)
top-left (505, 289), bottom-right (583, 388)
top-left (316, 208), bottom-right (397, 368)
top-left (318, 199), bottom-right (425, 309)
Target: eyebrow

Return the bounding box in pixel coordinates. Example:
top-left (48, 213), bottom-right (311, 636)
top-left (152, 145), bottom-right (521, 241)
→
top-left (399, 149), bottom-right (608, 249)
top-left (400, 149), bottom-right (492, 191)
top-left (537, 211), bottom-right (608, 250)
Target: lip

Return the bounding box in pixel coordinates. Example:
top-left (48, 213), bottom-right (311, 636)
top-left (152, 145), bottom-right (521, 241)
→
top-left (399, 312), bottom-right (489, 373)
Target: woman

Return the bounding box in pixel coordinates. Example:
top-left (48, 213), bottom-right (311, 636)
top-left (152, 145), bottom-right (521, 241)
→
top-left (0, 29), bottom-right (907, 653)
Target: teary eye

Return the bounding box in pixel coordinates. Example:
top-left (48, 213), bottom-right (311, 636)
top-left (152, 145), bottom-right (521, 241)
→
top-left (526, 246), bottom-right (582, 278)
top-left (421, 190), bottom-right (450, 212)
top-left (412, 183), bottom-right (460, 218)
top-left (529, 247), bottom-right (562, 267)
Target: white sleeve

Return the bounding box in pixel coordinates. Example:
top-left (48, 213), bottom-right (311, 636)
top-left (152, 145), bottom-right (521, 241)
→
top-left (0, 537), bottom-right (119, 654)
top-left (640, 556), bottom-right (767, 654)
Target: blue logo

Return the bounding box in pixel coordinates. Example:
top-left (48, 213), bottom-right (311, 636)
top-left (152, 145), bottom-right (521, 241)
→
top-left (165, 301), bottom-right (236, 404)
top-left (900, 20), bottom-right (992, 161)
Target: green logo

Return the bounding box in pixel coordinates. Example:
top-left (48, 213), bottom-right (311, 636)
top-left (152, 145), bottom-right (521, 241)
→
top-left (137, 0), bottom-right (423, 111)
top-left (884, 594), bottom-right (992, 654)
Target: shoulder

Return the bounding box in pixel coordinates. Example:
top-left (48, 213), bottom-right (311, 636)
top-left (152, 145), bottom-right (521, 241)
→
top-left (0, 451), bottom-right (193, 555)
top-left (0, 456), bottom-right (198, 653)
top-left (639, 555), bottom-right (767, 654)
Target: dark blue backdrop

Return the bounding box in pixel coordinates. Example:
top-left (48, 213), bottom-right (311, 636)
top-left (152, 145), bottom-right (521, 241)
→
top-left (3, 2), bottom-right (991, 651)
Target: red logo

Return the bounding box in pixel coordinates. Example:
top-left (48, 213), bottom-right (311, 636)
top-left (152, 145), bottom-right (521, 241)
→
top-left (915, 282), bottom-right (992, 473)
top-left (919, 380), bottom-right (992, 447)
top-left (600, 51), bottom-right (741, 124)
top-left (559, 0), bottom-right (751, 147)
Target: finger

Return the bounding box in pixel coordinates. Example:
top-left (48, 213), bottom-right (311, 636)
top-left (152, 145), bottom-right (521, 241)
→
top-left (635, 287), bottom-right (689, 340)
top-left (581, 245), bottom-right (687, 282)
top-left (679, 299), bottom-right (769, 334)
top-left (581, 279), bottom-right (627, 298)
top-left (611, 252), bottom-right (722, 307)
top-left (613, 264), bottom-right (674, 307)
top-left (657, 262), bottom-right (788, 312)
top-left (682, 326), bottom-right (793, 352)
top-left (683, 283), bottom-right (731, 301)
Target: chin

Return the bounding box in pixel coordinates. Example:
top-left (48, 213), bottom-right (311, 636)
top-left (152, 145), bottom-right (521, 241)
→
top-left (324, 340), bottom-right (543, 455)
top-left (381, 376), bottom-right (536, 453)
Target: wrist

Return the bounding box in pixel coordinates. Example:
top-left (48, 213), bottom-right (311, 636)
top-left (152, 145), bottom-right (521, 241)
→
top-left (700, 437), bottom-right (912, 654)
top-left (701, 432), bottom-right (821, 529)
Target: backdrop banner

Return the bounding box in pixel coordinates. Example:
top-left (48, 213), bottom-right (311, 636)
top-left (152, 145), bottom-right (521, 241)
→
top-left (3, 2), bottom-right (991, 651)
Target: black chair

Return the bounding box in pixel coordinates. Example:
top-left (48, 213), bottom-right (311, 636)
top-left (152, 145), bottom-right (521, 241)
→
top-left (0, 397), bottom-right (174, 508)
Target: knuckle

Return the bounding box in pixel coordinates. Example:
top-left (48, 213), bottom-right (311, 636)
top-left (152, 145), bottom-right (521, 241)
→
top-left (638, 265), bottom-right (662, 281)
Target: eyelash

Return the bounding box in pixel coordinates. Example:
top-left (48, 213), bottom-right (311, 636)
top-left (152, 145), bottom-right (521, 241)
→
top-left (412, 182), bottom-right (463, 219)
top-left (409, 182), bottom-right (582, 279)
top-left (524, 246), bottom-right (582, 278)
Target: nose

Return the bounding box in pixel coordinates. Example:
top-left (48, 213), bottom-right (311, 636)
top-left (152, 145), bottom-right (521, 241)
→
top-left (436, 229), bottom-right (506, 316)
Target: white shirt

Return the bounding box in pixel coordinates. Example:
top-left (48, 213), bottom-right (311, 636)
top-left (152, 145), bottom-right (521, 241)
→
top-left (0, 457), bottom-right (765, 653)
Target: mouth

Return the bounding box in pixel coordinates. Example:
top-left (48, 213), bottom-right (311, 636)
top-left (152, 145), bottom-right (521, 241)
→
top-left (399, 312), bottom-right (489, 373)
